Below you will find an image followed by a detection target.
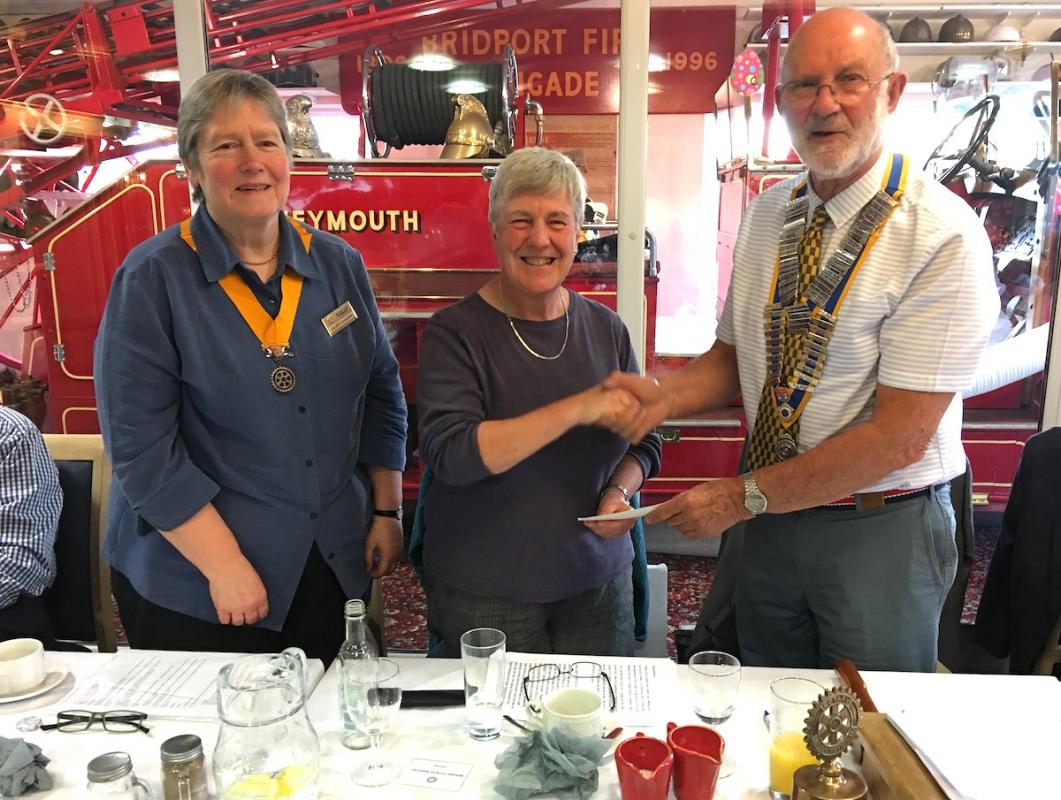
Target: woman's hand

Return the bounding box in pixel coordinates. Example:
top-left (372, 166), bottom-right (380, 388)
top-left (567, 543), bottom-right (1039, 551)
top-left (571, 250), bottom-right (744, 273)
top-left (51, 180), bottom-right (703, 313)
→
top-left (576, 385), bottom-right (640, 430)
top-left (582, 489), bottom-right (637, 539)
top-left (208, 557), bottom-right (269, 625)
top-left (365, 516), bottom-right (403, 578)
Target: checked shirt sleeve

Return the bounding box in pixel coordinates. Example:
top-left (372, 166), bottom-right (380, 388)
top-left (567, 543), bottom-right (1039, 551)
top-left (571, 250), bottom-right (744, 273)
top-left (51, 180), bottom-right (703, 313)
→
top-left (0, 410), bottom-right (62, 607)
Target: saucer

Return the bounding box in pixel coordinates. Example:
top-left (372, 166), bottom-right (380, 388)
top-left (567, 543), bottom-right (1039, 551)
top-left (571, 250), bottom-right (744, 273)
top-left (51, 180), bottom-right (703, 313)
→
top-left (0, 662), bottom-right (69, 703)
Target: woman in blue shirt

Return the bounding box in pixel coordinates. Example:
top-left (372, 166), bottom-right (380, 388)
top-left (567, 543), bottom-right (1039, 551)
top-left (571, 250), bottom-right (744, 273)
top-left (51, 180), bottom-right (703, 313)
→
top-left (94, 70), bottom-right (407, 661)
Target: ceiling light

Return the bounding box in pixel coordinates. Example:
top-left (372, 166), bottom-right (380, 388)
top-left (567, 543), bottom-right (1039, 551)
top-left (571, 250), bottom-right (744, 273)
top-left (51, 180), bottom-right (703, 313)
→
top-left (143, 68), bottom-right (180, 82)
top-left (648, 54), bottom-right (669, 72)
top-left (409, 54), bottom-right (455, 72)
top-left (49, 48), bottom-right (63, 55)
top-left (446, 79), bottom-right (487, 94)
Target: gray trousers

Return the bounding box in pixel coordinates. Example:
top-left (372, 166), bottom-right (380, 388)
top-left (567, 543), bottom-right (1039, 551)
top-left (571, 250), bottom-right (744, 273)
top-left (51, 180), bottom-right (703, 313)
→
top-left (735, 484), bottom-right (956, 672)
top-left (426, 566), bottom-right (635, 659)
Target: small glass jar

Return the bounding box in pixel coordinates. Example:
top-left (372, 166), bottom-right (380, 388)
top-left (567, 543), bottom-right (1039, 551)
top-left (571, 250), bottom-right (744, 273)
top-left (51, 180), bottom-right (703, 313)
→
top-left (160, 734), bottom-right (209, 800)
top-left (86, 752), bottom-right (152, 798)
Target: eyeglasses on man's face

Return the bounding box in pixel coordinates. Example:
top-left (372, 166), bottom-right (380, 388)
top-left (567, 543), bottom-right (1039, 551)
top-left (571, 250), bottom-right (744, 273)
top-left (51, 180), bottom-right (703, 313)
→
top-left (40, 709), bottom-right (150, 734)
top-left (522, 661), bottom-right (617, 711)
top-left (780, 72), bottom-right (894, 104)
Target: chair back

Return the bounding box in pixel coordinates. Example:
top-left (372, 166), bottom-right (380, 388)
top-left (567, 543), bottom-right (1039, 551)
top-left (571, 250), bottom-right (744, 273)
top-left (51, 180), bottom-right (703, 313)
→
top-left (41, 434), bottom-right (116, 652)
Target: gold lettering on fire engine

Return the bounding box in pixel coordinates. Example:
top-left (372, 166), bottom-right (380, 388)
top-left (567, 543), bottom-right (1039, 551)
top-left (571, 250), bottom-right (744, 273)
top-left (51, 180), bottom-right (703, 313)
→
top-left (286, 210), bottom-right (422, 235)
top-left (526, 71), bottom-right (599, 97)
top-left (422, 27), bottom-right (566, 57)
top-left (582, 28), bottom-right (621, 55)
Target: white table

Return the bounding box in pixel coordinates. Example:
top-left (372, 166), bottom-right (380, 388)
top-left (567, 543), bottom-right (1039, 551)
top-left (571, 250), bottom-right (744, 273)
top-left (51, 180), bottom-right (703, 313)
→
top-left (1, 651), bottom-right (1058, 799)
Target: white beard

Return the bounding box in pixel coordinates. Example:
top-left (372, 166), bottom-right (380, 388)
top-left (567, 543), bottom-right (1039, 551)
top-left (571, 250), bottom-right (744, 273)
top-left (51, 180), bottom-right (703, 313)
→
top-left (789, 93), bottom-right (887, 180)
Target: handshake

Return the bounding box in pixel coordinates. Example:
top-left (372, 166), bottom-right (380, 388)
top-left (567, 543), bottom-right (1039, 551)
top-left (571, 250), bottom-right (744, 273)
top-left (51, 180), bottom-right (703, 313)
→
top-left (578, 371), bottom-right (669, 443)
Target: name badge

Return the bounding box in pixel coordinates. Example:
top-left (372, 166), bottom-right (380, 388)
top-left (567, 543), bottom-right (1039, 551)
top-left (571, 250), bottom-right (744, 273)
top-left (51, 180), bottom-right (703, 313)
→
top-left (321, 301), bottom-right (357, 336)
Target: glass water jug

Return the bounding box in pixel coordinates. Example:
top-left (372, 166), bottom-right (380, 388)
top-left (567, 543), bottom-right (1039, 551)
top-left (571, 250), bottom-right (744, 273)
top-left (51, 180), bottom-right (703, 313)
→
top-left (212, 647), bottom-right (320, 800)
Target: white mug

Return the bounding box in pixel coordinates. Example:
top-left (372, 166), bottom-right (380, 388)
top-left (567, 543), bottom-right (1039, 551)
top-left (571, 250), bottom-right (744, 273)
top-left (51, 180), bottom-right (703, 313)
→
top-left (526, 687), bottom-right (604, 738)
top-left (0, 638), bottom-right (45, 695)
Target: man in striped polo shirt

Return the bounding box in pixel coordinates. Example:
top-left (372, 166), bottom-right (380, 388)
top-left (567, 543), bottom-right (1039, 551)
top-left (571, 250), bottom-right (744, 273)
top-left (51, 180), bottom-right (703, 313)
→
top-left (606, 7), bottom-right (998, 671)
top-left (0, 405), bottom-right (62, 644)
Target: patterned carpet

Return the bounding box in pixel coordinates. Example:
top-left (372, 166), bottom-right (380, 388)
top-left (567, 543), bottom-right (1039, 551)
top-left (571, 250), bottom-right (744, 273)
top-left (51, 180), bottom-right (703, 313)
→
top-left (380, 526), bottom-right (1001, 656)
top-left (110, 527), bottom-right (1000, 655)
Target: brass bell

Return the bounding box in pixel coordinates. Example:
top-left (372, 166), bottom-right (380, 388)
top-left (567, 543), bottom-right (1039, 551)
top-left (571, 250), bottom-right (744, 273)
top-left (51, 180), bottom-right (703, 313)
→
top-left (792, 687), bottom-right (867, 800)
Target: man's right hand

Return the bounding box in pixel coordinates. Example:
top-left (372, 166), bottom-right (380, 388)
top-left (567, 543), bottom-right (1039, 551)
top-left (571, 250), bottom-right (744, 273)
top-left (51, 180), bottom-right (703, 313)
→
top-left (208, 557), bottom-right (269, 626)
top-left (601, 371), bottom-right (670, 442)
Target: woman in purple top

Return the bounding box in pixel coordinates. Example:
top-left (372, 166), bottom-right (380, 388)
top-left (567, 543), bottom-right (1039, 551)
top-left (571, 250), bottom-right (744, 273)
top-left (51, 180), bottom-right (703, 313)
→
top-left (416, 148), bottom-right (662, 656)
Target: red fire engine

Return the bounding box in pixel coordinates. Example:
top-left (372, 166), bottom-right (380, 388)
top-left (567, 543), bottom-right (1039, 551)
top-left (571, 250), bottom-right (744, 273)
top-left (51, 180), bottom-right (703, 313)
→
top-left (0, 0), bottom-right (1051, 512)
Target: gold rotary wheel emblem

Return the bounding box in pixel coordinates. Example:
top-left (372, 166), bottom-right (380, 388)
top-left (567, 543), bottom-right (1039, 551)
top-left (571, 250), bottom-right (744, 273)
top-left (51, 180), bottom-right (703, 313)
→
top-left (270, 365), bottom-right (296, 393)
top-left (803, 686), bottom-right (861, 760)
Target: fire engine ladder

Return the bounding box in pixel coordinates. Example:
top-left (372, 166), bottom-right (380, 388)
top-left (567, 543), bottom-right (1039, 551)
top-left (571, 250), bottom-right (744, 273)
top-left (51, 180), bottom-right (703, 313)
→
top-left (0, 0), bottom-right (581, 210)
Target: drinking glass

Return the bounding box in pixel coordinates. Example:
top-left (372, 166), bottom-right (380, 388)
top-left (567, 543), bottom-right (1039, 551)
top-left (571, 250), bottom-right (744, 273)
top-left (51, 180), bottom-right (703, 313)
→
top-left (347, 658), bottom-right (402, 787)
top-left (460, 628), bottom-right (506, 741)
top-left (768, 677), bottom-right (824, 800)
top-left (689, 650), bottom-right (740, 778)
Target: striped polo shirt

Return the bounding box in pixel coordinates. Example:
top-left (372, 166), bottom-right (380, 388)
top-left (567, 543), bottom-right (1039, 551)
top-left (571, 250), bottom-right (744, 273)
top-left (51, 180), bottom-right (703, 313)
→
top-left (718, 150), bottom-right (999, 491)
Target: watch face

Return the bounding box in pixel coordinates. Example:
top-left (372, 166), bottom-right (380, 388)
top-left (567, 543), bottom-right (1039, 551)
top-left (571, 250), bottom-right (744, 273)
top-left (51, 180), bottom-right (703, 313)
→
top-left (745, 493), bottom-right (768, 515)
top-left (743, 476), bottom-right (767, 515)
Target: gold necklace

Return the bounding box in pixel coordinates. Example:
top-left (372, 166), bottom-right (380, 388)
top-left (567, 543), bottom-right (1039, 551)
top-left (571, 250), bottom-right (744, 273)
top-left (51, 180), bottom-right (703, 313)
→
top-left (497, 281), bottom-right (570, 361)
top-left (242, 247), bottom-right (279, 267)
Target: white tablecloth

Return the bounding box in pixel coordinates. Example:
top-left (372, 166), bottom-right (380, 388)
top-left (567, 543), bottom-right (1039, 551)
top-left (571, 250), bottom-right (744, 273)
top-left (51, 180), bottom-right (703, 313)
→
top-left (0, 651), bottom-right (1058, 799)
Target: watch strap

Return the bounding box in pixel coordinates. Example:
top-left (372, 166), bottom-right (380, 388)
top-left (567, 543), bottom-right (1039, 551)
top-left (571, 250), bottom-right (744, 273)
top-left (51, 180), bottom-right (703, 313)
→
top-left (373, 508), bottom-right (402, 520)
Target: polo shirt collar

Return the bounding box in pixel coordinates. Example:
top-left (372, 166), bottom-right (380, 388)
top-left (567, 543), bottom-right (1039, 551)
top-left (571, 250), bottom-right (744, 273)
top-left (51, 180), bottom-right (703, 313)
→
top-left (190, 206), bottom-right (320, 283)
top-left (806, 149), bottom-right (892, 230)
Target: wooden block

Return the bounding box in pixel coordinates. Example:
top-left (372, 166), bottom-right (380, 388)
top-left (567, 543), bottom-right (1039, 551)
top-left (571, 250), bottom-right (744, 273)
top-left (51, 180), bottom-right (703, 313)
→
top-left (859, 712), bottom-right (948, 800)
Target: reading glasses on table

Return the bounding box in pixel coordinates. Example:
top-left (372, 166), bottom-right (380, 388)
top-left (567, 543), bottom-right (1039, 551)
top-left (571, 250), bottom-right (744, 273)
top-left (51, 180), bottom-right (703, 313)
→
top-left (40, 709), bottom-right (150, 734)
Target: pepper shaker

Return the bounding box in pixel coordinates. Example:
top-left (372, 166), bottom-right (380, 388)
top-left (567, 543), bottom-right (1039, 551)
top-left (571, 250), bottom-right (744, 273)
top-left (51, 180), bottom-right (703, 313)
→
top-left (161, 734), bottom-right (209, 800)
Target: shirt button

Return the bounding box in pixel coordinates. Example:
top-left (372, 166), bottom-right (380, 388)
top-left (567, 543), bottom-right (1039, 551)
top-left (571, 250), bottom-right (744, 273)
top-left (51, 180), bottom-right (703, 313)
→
top-left (310, 512), bottom-right (318, 520)
top-left (328, 553), bottom-right (335, 561)
top-left (305, 459), bottom-right (313, 467)
top-left (298, 406), bottom-right (307, 414)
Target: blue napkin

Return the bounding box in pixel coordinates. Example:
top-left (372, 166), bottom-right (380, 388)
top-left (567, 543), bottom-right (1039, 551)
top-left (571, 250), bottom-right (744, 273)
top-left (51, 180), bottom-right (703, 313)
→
top-left (0, 737), bottom-right (51, 797)
top-left (494, 728), bottom-right (611, 800)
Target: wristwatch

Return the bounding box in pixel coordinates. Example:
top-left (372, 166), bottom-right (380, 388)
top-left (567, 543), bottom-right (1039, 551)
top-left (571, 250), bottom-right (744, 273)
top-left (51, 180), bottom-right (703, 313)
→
top-left (741, 472), bottom-right (768, 516)
top-left (373, 507), bottom-right (403, 521)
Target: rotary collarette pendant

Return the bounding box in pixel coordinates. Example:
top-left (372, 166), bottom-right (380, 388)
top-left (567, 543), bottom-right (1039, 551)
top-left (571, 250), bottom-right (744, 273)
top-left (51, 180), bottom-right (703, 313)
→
top-left (216, 268), bottom-right (304, 393)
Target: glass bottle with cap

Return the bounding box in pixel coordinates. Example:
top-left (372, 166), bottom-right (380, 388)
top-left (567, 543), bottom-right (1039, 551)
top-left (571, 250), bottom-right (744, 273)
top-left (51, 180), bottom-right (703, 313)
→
top-left (160, 734), bottom-right (208, 800)
top-left (337, 597), bottom-right (378, 749)
top-left (86, 751), bottom-right (152, 798)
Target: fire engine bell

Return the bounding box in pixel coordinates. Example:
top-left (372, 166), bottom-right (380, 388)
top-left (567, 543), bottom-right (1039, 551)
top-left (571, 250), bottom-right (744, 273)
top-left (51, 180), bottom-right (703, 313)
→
top-left (441, 95), bottom-right (495, 159)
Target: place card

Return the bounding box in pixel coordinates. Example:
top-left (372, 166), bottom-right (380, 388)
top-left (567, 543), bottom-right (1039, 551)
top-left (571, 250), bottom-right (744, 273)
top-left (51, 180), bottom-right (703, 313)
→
top-left (399, 759), bottom-right (473, 792)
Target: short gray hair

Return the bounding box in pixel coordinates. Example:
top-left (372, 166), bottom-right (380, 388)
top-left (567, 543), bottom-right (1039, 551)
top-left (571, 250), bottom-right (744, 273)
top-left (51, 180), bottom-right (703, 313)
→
top-left (488, 147), bottom-right (587, 230)
top-left (878, 20), bottom-right (900, 72)
top-left (177, 69), bottom-right (292, 203)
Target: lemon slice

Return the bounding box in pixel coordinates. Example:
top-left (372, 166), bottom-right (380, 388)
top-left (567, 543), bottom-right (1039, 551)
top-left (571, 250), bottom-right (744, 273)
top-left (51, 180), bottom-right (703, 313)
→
top-left (276, 763), bottom-right (315, 797)
top-left (224, 774), bottom-right (280, 799)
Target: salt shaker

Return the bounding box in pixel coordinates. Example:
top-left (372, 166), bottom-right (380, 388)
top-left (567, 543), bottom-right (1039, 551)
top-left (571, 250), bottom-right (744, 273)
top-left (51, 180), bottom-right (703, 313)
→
top-left (161, 734), bottom-right (209, 800)
top-left (86, 752), bottom-right (152, 798)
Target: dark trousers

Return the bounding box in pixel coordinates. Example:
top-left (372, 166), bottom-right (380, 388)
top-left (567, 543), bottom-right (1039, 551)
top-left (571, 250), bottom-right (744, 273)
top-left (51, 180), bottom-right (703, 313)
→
top-left (113, 544), bottom-right (349, 666)
top-left (0, 593), bottom-right (56, 647)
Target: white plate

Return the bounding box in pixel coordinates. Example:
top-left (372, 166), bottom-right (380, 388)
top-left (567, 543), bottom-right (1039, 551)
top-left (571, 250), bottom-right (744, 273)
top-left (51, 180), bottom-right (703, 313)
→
top-left (0, 662), bottom-right (70, 703)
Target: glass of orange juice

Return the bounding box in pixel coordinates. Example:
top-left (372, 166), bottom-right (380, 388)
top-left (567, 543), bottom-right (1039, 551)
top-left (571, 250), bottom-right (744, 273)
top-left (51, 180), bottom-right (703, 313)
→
top-left (768, 677), bottom-right (824, 800)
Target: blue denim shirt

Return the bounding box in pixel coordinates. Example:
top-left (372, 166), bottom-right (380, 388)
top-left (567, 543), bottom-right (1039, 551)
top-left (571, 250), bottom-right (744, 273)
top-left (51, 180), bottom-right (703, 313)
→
top-left (94, 207), bottom-right (407, 630)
